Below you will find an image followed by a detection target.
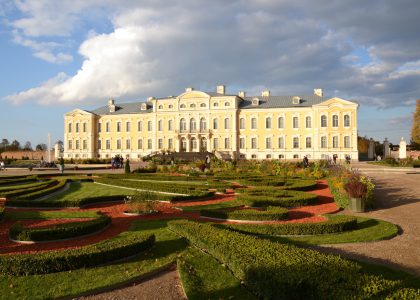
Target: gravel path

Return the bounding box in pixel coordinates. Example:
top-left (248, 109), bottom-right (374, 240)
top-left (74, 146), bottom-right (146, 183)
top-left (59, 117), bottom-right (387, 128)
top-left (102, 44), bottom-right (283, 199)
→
top-left (316, 162), bottom-right (420, 276)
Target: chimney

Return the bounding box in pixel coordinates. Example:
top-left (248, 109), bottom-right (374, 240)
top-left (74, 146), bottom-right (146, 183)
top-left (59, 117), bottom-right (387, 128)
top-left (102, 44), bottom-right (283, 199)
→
top-left (314, 88), bottom-right (323, 97)
top-left (140, 103), bottom-right (147, 111)
top-left (108, 99), bottom-right (115, 113)
top-left (238, 91), bottom-right (246, 98)
top-left (261, 90), bottom-right (270, 97)
top-left (147, 96), bottom-right (155, 102)
top-left (185, 87), bottom-right (194, 92)
top-left (216, 85), bottom-right (225, 94)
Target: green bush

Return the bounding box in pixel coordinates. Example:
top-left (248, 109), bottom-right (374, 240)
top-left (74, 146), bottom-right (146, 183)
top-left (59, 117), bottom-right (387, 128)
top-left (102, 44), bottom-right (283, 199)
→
top-left (0, 207), bottom-right (4, 220)
top-left (236, 190), bottom-right (318, 207)
top-left (6, 195), bottom-right (125, 208)
top-left (9, 214), bottom-right (111, 241)
top-left (0, 175), bottom-right (38, 186)
top-left (222, 214), bottom-right (357, 236)
top-left (168, 220), bottom-right (409, 299)
top-left (1, 179), bottom-right (58, 198)
top-left (13, 179), bottom-right (69, 201)
top-left (0, 232), bottom-right (155, 275)
top-left (201, 206), bottom-right (288, 221)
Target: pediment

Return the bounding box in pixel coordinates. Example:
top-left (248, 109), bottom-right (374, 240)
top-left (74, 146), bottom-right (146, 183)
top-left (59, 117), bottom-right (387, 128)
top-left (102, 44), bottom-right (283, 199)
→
top-left (314, 97), bottom-right (358, 108)
top-left (178, 90), bottom-right (211, 100)
top-left (64, 109), bottom-right (94, 117)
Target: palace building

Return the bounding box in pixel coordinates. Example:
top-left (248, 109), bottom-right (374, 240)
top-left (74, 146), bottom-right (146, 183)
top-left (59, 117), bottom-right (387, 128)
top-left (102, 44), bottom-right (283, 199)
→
top-left (64, 86), bottom-right (358, 160)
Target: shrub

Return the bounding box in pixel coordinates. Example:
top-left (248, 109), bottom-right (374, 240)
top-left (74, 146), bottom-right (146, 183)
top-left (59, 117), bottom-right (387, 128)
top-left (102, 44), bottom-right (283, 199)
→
top-left (222, 214), bottom-right (357, 236)
top-left (0, 207), bottom-right (4, 220)
top-left (125, 159), bottom-right (131, 174)
top-left (200, 206), bottom-right (288, 221)
top-left (236, 190), bottom-right (318, 207)
top-left (0, 232), bottom-right (155, 275)
top-left (9, 214), bottom-right (111, 242)
top-left (168, 220), bottom-right (408, 299)
top-left (1, 179), bottom-right (58, 198)
top-left (13, 179), bottom-right (69, 201)
top-left (344, 180), bottom-right (367, 198)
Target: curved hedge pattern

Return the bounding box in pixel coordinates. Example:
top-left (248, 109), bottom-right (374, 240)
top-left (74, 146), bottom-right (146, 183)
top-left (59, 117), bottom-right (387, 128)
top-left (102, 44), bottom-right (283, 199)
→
top-left (201, 206), bottom-right (288, 221)
top-left (1, 179), bottom-right (58, 198)
top-left (168, 220), bottom-right (414, 299)
top-left (222, 214), bottom-right (357, 236)
top-left (9, 214), bottom-right (112, 242)
top-left (0, 232), bottom-right (155, 275)
top-left (236, 189), bottom-right (318, 207)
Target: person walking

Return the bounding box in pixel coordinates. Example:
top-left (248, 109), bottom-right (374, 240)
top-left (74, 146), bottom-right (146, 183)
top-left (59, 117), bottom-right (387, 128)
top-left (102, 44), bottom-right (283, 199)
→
top-left (0, 160), bottom-right (4, 171)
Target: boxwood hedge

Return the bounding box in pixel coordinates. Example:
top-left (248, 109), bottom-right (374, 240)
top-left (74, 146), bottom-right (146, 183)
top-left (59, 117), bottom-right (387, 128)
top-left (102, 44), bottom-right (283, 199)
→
top-left (0, 175), bottom-right (38, 186)
top-left (1, 179), bottom-right (58, 198)
top-left (0, 231), bottom-right (155, 275)
top-left (9, 214), bottom-right (111, 242)
top-left (221, 214), bottom-right (357, 236)
top-left (201, 206), bottom-right (288, 221)
top-left (0, 207), bottom-right (4, 220)
top-left (168, 220), bottom-right (414, 299)
top-left (236, 190), bottom-right (318, 207)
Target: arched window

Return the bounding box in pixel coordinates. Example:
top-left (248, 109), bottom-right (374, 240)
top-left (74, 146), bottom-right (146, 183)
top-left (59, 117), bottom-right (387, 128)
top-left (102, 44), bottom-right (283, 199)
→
top-left (106, 122), bottom-right (110, 132)
top-left (190, 118), bottom-right (197, 131)
top-left (265, 117), bottom-right (272, 129)
top-left (83, 122), bottom-right (87, 132)
top-left (117, 122), bottom-right (121, 132)
top-left (180, 104), bottom-right (186, 108)
top-left (305, 116), bottom-right (311, 128)
top-left (68, 123), bottom-right (72, 133)
top-left (278, 117), bottom-right (284, 129)
top-left (224, 102), bottom-right (230, 107)
top-left (158, 105), bottom-right (163, 109)
top-left (213, 102), bottom-right (219, 107)
top-left (75, 123), bottom-right (79, 133)
top-left (190, 103), bottom-right (196, 108)
top-left (224, 117), bottom-right (230, 129)
top-left (321, 115), bottom-right (327, 127)
top-left (213, 118), bottom-right (218, 129)
top-left (251, 117), bottom-right (257, 129)
top-left (200, 118), bottom-right (207, 130)
top-left (332, 115), bottom-right (339, 127)
top-left (191, 138), bottom-right (197, 150)
top-left (200, 103), bottom-right (206, 108)
top-left (180, 118), bottom-right (187, 131)
top-left (344, 115), bottom-right (350, 127)
top-left (168, 104), bottom-right (173, 109)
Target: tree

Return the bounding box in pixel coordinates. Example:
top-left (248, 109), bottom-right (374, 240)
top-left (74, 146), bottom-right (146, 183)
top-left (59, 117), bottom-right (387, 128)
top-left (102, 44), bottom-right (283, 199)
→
top-left (0, 139), bottom-right (9, 152)
top-left (357, 136), bottom-right (369, 153)
top-left (23, 141), bottom-right (32, 151)
top-left (9, 140), bottom-right (21, 151)
top-left (36, 143), bottom-right (47, 151)
top-left (125, 159), bottom-right (131, 174)
top-left (411, 99), bottom-right (420, 150)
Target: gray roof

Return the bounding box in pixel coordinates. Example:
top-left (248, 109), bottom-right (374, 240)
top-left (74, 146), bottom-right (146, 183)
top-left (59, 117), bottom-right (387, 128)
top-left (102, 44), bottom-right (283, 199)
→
top-left (240, 95), bottom-right (325, 109)
top-left (91, 102), bottom-right (152, 115)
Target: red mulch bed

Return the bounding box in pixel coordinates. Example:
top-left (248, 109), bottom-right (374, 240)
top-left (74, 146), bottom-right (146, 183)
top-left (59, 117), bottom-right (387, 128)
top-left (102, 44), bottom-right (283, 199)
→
top-left (0, 180), bottom-right (338, 255)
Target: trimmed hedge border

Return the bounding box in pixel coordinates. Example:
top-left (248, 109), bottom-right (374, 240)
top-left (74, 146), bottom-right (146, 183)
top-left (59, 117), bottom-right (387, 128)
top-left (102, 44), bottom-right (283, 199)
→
top-left (221, 214), bottom-right (357, 236)
top-left (0, 207), bottom-right (4, 220)
top-left (1, 179), bottom-right (57, 198)
top-left (0, 175), bottom-right (38, 186)
top-left (168, 220), bottom-right (416, 299)
top-left (9, 214), bottom-right (111, 242)
top-left (0, 231), bottom-right (155, 275)
top-left (14, 179), bottom-right (69, 201)
top-left (6, 195), bottom-right (126, 208)
top-left (236, 189), bottom-right (318, 207)
top-left (201, 206), bottom-right (288, 221)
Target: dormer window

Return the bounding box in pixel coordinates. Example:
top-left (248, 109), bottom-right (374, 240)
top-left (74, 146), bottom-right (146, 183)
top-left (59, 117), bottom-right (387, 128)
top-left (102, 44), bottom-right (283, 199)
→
top-left (224, 102), bottom-right (230, 107)
top-left (158, 105), bottom-right (163, 109)
top-left (252, 97), bottom-right (259, 106)
top-left (169, 104), bottom-right (173, 109)
top-left (180, 104), bottom-right (186, 108)
top-left (200, 103), bottom-right (206, 108)
top-left (141, 103), bottom-right (147, 111)
top-left (213, 102), bottom-right (219, 107)
top-left (190, 103), bottom-right (196, 108)
top-left (292, 96), bottom-right (301, 105)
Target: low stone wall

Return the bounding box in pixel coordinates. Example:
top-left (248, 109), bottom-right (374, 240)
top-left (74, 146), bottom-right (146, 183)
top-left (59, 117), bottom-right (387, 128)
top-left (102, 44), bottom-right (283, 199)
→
top-left (0, 150), bottom-right (55, 160)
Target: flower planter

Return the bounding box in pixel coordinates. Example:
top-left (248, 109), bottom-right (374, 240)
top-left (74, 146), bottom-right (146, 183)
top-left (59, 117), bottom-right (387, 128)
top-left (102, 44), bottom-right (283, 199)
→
top-left (349, 197), bottom-right (365, 212)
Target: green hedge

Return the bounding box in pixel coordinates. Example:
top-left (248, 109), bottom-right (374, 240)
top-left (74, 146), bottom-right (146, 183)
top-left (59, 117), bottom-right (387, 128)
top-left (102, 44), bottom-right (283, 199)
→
top-left (9, 214), bottom-right (111, 241)
top-left (14, 179), bottom-right (69, 201)
top-left (5, 195), bottom-right (125, 208)
top-left (0, 231), bottom-right (155, 275)
top-left (222, 214), bottom-right (357, 236)
top-left (236, 190), bottom-right (318, 207)
top-left (0, 175), bottom-right (38, 186)
top-left (0, 207), bottom-right (4, 220)
top-left (168, 220), bottom-right (411, 299)
top-left (1, 179), bottom-right (58, 198)
top-left (201, 206), bottom-right (288, 221)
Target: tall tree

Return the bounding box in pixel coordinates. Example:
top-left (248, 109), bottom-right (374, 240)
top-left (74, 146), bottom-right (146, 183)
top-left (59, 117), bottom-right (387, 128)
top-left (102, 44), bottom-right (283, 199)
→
top-left (23, 141), bottom-right (33, 151)
top-left (36, 143), bottom-right (47, 151)
top-left (0, 138), bottom-right (10, 152)
top-left (411, 99), bottom-right (420, 150)
top-left (9, 140), bottom-right (21, 151)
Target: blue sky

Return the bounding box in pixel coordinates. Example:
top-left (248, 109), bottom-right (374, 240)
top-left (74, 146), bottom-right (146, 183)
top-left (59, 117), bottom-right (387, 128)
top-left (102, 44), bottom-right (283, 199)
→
top-left (1, 0), bottom-right (419, 147)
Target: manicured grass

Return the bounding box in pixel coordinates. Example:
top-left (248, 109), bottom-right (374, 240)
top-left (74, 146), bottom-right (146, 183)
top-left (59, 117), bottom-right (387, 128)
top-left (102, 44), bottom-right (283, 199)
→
top-left (0, 181), bottom-right (48, 192)
top-left (262, 216), bottom-right (398, 245)
top-left (4, 210), bottom-right (100, 220)
top-left (0, 219), bottom-right (187, 299)
top-left (41, 181), bottom-right (134, 203)
top-left (178, 247), bottom-right (256, 300)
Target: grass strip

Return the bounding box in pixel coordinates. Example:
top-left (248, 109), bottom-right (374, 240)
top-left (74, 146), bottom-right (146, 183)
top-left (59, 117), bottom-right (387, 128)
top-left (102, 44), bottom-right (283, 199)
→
top-left (201, 206), bottom-right (288, 221)
top-left (236, 189), bottom-right (318, 207)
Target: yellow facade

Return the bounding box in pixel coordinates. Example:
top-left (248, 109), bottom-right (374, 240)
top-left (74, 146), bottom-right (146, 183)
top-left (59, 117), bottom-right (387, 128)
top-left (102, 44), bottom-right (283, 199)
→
top-left (64, 86), bottom-right (358, 160)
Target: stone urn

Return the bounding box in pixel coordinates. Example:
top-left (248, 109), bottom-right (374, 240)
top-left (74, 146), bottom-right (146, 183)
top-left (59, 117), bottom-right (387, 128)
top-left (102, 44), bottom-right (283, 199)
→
top-left (349, 197), bottom-right (365, 213)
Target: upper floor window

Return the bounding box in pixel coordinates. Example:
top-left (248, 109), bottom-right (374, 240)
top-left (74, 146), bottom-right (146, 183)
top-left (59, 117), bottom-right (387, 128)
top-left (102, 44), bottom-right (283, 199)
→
top-left (200, 118), bottom-right (207, 130)
top-left (168, 104), bottom-right (173, 109)
top-left (68, 123), bottom-right (72, 133)
top-left (321, 115), bottom-right (327, 127)
top-left (126, 139), bottom-right (131, 149)
top-left (213, 118), bottom-right (218, 130)
top-left (98, 122), bottom-right (101, 133)
top-left (251, 117), bottom-right (257, 129)
top-left (200, 103), bottom-right (206, 108)
top-left (265, 117), bottom-right (272, 129)
top-left (117, 122), bottom-right (122, 132)
top-left (126, 121), bottom-right (131, 132)
top-left (321, 136), bottom-right (327, 148)
top-left (278, 137), bottom-right (284, 148)
top-left (239, 118), bottom-right (245, 130)
top-left (344, 115), bottom-right (350, 127)
top-left (224, 102), bottom-right (230, 107)
top-left (158, 105), bottom-right (163, 109)
top-left (180, 104), bottom-right (186, 108)
top-left (251, 138), bottom-right (257, 149)
top-left (116, 139), bottom-right (121, 149)
top-left (106, 122), bottom-right (110, 132)
top-left (278, 117), bottom-right (284, 129)
top-left (293, 137), bottom-right (299, 148)
top-left (147, 139), bottom-right (152, 149)
top-left (137, 121), bottom-right (142, 131)
top-left (213, 102), bottom-right (219, 107)
top-left (180, 118), bottom-right (187, 131)
top-left (265, 137), bottom-right (272, 149)
top-left (147, 121), bottom-right (152, 131)
top-left (137, 139), bottom-right (143, 149)
top-left (190, 103), bottom-right (196, 108)
top-left (344, 136), bottom-right (351, 148)
top-left (168, 119), bottom-right (173, 131)
top-left (224, 118), bottom-right (230, 129)
top-left (68, 140), bottom-right (72, 149)
top-left (224, 137), bottom-right (230, 148)
top-left (158, 120), bottom-right (163, 131)
top-left (306, 137), bottom-right (312, 148)
top-left (75, 123), bottom-right (79, 133)
top-left (305, 116), bottom-right (311, 128)
top-left (333, 136), bottom-right (339, 148)
top-left (293, 117), bottom-right (299, 129)
top-left (98, 140), bottom-right (101, 150)
top-left (239, 138), bottom-right (245, 149)
top-left (213, 138), bottom-right (219, 149)
top-left (75, 140), bottom-right (80, 149)
top-left (106, 140), bottom-right (111, 150)
top-left (190, 118), bottom-right (197, 131)
top-left (83, 140), bottom-right (87, 150)
top-left (83, 123), bottom-right (87, 132)
top-left (332, 115), bottom-right (339, 127)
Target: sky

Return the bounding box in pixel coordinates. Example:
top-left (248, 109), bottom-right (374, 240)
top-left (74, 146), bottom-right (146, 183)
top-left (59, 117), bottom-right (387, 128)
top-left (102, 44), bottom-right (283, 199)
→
top-left (1, 0), bottom-right (419, 147)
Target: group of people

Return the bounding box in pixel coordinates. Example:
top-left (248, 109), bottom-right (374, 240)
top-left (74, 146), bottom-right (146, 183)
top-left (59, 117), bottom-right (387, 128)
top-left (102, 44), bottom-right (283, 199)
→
top-left (111, 155), bottom-right (124, 170)
top-left (0, 160), bottom-right (5, 171)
